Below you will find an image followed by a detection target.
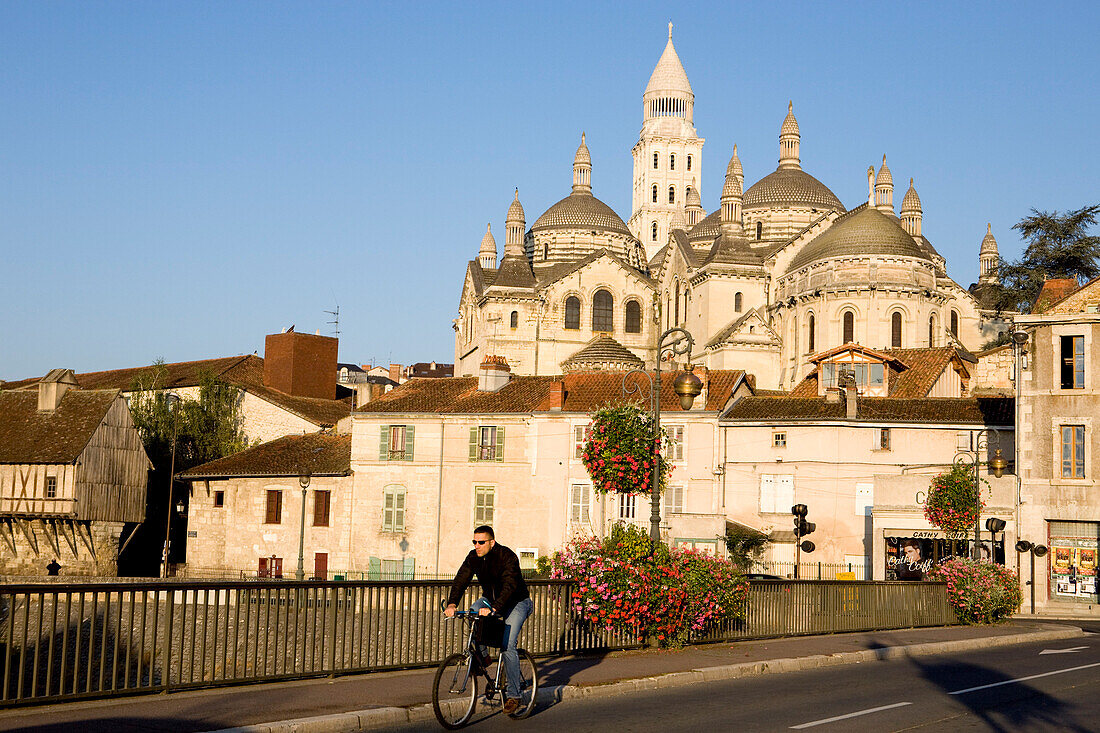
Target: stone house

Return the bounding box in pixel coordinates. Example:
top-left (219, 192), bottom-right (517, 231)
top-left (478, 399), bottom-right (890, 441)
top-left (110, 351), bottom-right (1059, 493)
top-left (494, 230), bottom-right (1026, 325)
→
top-left (0, 370), bottom-right (151, 576)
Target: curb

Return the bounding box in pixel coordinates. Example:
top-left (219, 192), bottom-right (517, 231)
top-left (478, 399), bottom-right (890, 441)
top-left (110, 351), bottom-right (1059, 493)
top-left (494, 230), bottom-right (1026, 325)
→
top-left (207, 626), bottom-right (1085, 733)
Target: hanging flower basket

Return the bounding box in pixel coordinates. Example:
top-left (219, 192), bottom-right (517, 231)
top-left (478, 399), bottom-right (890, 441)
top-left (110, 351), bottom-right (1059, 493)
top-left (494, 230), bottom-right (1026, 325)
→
top-left (581, 404), bottom-right (670, 496)
top-left (923, 464), bottom-right (984, 532)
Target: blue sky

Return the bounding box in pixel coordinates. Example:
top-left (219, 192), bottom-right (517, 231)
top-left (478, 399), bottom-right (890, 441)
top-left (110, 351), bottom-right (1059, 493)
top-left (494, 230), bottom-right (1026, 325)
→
top-left (2, 1), bottom-right (1098, 379)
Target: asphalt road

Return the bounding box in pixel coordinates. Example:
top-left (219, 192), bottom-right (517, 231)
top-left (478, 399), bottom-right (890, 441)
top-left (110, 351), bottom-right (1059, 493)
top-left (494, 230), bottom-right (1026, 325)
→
top-left (390, 633), bottom-right (1100, 732)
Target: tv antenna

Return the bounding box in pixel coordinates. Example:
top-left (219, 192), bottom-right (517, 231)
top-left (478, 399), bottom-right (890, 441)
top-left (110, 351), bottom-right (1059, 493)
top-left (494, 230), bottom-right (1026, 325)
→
top-left (324, 304), bottom-right (340, 337)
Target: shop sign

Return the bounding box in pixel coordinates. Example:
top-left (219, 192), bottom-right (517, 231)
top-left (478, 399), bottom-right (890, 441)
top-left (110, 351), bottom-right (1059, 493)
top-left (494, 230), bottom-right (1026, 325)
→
top-left (885, 529), bottom-right (971, 541)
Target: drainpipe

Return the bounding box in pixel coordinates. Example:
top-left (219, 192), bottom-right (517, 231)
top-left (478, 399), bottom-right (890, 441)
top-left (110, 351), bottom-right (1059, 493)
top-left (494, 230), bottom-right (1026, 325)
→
top-left (435, 418), bottom-right (445, 575)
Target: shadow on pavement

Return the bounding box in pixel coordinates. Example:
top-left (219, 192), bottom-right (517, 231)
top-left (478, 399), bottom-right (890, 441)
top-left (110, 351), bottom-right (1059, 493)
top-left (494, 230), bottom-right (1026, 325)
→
top-left (0, 717), bottom-right (215, 733)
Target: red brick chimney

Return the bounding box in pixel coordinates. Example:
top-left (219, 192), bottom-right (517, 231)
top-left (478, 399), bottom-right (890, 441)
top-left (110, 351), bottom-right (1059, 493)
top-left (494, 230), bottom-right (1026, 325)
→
top-left (263, 330), bottom-right (338, 399)
top-left (547, 380), bottom-right (564, 411)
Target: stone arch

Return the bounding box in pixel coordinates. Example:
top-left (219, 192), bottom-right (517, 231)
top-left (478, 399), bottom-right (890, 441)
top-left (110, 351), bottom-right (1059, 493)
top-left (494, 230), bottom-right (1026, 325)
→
top-left (625, 298), bottom-right (642, 334)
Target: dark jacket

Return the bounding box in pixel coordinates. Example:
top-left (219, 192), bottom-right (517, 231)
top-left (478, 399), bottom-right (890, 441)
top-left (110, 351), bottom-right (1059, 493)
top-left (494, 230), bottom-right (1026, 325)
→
top-left (447, 543), bottom-right (530, 615)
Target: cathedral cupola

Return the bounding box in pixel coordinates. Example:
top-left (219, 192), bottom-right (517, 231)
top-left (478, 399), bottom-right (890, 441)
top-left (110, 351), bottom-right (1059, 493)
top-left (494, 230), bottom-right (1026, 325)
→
top-left (721, 150), bottom-right (744, 235)
top-left (778, 101), bottom-right (801, 170)
top-left (874, 154), bottom-right (894, 213)
top-left (505, 189), bottom-right (526, 256)
top-left (685, 177), bottom-right (704, 227)
top-left (572, 132), bottom-right (592, 195)
top-left (643, 22), bottom-right (694, 124)
top-left (478, 223), bottom-right (497, 269)
top-left (900, 178), bottom-right (922, 237)
top-left (979, 223), bottom-right (1000, 284)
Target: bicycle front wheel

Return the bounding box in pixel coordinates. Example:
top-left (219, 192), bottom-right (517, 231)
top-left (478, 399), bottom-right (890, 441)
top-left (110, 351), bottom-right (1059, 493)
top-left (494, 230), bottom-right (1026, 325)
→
top-left (432, 652), bottom-right (478, 729)
top-left (506, 649), bottom-right (539, 719)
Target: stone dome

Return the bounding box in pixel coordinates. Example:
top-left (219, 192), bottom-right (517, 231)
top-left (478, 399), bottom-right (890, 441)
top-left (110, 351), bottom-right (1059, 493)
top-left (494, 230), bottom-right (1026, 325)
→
top-left (531, 192), bottom-right (632, 236)
top-left (980, 223), bottom-right (998, 255)
top-left (562, 334), bottom-right (645, 373)
top-left (479, 223), bottom-right (496, 254)
top-left (780, 101), bottom-right (799, 136)
top-left (875, 156), bottom-right (892, 186)
top-left (507, 189), bottom-right (525, 222)
top-left (744, 168), bottom-right (845, 212)
top-left (687, 210), bottom-right (722, 243)
top-left (901, 178), bottom-right (922, 213)
top-left (785, 205), bottom-right (931, 273)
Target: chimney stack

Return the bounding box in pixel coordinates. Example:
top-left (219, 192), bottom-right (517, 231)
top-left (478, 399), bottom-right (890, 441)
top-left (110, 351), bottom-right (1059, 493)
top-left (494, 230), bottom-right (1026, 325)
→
top-left (478, 356), bottom-right (512, 392)
top-left (263, 330), bottom-right (339, 399)
top-left (37, 369), bottom-right (79, 412)
top-left (547, 380), bottom-right (564, 411)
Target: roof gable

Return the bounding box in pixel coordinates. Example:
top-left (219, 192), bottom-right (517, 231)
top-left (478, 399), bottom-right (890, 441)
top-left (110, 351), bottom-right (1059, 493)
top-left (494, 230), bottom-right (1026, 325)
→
top-left (705, 308), bottom-right (779, 348)
top-left (0, 390), bottom-right (120, 464)
top-left (1043, 276), bottom-right (1100, 314)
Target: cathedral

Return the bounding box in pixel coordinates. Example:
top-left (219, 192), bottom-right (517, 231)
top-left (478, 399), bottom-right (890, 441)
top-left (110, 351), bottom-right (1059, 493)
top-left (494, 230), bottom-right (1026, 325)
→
top-left (454, 26), bottom-right (1006, 390)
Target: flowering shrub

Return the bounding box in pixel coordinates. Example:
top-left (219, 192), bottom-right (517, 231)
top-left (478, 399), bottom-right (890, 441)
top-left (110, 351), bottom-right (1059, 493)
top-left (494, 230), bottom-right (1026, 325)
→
top-left (581, 404), bottom-right (670, 496)
top-left (923, 465), bottom-right (984, 532)
top-left (550, 522), bottom-right (748, 647)
top-left (928, 556), bottom-right (1022, 624)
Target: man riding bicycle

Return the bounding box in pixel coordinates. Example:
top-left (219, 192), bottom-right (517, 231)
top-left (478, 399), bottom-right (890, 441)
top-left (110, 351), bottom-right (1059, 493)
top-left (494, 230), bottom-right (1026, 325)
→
top-left (444, 525), bottom-right (533, 715)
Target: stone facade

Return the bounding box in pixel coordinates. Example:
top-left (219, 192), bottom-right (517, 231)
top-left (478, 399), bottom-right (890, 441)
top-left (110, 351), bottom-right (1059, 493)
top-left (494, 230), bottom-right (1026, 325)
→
top-left (0, 520), bottom-right (125, 577)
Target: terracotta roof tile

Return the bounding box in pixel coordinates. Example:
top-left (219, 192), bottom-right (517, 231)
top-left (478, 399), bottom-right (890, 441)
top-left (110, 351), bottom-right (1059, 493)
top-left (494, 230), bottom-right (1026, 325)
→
top-left (1033, 278), bottom-right (1080, 314)
top-left (722, 396), bottom-right (1012, 425)
top-left (0, 390), bottom-right (120, 464)
top-left (179, 432), bottom-right (351, 479)
top-left (789, 346), bottom-right (966, 399)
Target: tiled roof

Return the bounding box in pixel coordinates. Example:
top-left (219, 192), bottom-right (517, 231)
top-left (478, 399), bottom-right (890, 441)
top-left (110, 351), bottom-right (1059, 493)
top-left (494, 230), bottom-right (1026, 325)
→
top-left (787, 206), bottom-right (929, 273)
top-left (1043, 276), bottom-right (1100, 314)
top-left (408, 363), bottom-right (455, 378)
top-left (562, 335), bottom-right (645, 371)
top-left (531, 192), bottom-right (632, 236)
top-left (491, 253), bottom-right (537, 289)
top-left (789, 346), bottom-right (967, 399)
top-left (179, 432), bottom-right (351, 479)
top-left (722, 396), bottom-right (1013, 425)
top-left (356, 369), bottom-right (748, 415)
top-left (1033, 278), bottom-right (1081, 314)
top-left (3, 354), bottom-right (350, 428)
top-left (0, 390), bottom-right (119, 464)
top-left (744, 168), bottom-right (845, 212)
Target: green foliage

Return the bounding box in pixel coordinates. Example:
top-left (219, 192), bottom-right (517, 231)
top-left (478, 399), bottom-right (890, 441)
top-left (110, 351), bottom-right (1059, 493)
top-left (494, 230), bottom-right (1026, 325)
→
top-left (581, 403), bottom-right (669, 495)
top-left (928, 557), bottom-right (1022, 624)
top-left (718, 524), bottom-right (770, 570)
top-left (991, 204), bottom-right (1100, 313)
top-left (923, 464), bottom-right (984, 533)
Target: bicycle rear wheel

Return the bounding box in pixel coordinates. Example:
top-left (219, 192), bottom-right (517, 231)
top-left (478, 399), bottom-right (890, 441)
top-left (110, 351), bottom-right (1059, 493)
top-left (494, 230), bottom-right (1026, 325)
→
top-left (432, 653), bottom-right (478, 729)
top-left (505, 649), bottom-right (539, 719)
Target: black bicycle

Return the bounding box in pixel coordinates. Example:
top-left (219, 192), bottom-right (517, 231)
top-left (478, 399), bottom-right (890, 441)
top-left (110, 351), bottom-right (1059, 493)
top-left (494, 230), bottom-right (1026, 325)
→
top-left (432, 609), bottom-right (538, 729)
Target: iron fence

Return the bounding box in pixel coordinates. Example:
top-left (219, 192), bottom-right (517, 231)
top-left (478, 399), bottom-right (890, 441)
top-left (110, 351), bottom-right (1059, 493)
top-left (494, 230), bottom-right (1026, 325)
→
top-left (0, 578), bottom-right (954, 707)
top-left (750, 560), bottom-right (870, 580)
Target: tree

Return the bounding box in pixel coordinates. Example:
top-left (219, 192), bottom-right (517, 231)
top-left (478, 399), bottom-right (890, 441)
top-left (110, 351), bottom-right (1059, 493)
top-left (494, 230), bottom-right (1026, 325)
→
top-left (122, 363), bottom-right (248, 575)
top-left (718, 524), bottom-right (770, 570)
top-left (992, 204), bottom-right (1100, 314)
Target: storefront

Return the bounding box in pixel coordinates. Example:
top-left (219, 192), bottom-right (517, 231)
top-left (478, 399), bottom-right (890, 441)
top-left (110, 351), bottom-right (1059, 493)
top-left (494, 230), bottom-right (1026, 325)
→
top-left (1048, 520), bottom-right (1099, 603)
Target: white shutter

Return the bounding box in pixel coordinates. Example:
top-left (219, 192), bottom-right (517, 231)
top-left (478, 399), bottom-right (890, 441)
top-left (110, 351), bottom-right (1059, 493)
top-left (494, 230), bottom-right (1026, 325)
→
top-left (759, 475), bottom-right (775, 513)
top-left (855, 483), bottom-right (874, 516)
top-left (777, 475), bottom-right (794, 513)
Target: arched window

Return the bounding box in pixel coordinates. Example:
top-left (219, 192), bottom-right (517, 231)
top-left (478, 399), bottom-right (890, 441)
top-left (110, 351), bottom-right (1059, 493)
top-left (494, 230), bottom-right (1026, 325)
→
top-left (652, 184), bottom-right (658, 203)
top-left (734, 292), bottom-right (743, 312)
top-left (808, 314), bottom-right (816, 353)
top-left (891, 312), bottom-right (902, 348)
top-left (674, 282), bottom-right (680, 325)
top-left (543, 243), bottom-right (549, 260)
top-left (668, 186), bottom-right (675, 204)
top-left (592, 289), bottom-right (613, 332)
top-left (510, 310), bottom-right (518, 329)
top-left (625, 300), bottom-right (642, 333)
top-left (950, 311), bottom-right (959, 337)
top-left (564, 296), bottom-right (580, 330)
top-left (670, 153), bottom-right (675, 171)
top-left (651, 221), bottom-right (658, 241)
top-left (928, 315), bottom-right (936, 346)
top-left (756, 221), bottom-right (763, 240)
top-left (653, 152), bottom-right (659, 169)
top-left (843, 311), bottom-right (855, 343)
top-left (686, 155), bottom-right (692, 171)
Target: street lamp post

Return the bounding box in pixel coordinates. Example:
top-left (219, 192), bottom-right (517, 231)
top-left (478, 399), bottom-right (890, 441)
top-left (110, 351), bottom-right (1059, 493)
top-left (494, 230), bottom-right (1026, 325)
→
top-left (161, 393), bottom-right (180, 579)
top-left (953, 428), bottom-right (1007, 560)
top-left (297, 471), bottom-right (311, 581)
top-left (622, 327), bottom-right (703, 542)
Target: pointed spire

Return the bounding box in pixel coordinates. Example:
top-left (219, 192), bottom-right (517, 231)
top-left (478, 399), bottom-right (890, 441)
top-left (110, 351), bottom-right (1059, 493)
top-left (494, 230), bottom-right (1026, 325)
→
top-left (505, 189), bottom-right (526, 256)
top-left (726, 143), bottom-right (743, 187)
top-left (478, 223), bottom-right (497, 269)
top-left (901, 177), bottom-right (922, 213)
top-left (874, 154), bottom-right (894, 213)
top-left (645, 25), bottom-right (692, 96)
top-left (572, 132), bottom-right (592, 195)
top-left (685, 176), bottom-right (704, 227)
top-left (721, 148), bottom-right (744, 235)
top-left (778, 101), bottom-right (801, 170)
top-left (979, 224), bottom-right (1000, 283)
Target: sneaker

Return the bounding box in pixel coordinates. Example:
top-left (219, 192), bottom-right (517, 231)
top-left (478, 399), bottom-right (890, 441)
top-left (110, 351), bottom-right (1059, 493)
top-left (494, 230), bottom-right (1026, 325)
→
top-left (503, 698), bottom-right (520, 715)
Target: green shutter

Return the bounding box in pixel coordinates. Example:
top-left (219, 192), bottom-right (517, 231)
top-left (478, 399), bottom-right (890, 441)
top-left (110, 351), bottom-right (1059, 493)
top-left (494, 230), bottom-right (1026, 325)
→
top-left (405, 425), bottom-right (415, 461)
top-left (469, 427), bottom-right (478, 462)
top-left (402, 556), bottom-right (415, 580)
top-left (495, 427), bottom-right (505, 462)
top-left (368, 556), bottom-right (382, 580)
top-left (379, 425), bottom-right (391, 460)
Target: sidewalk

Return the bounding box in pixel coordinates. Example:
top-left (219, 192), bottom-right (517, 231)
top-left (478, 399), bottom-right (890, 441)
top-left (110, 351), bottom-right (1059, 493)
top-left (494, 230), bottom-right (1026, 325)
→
top-left (0, 621), bottom-right (1085, 733)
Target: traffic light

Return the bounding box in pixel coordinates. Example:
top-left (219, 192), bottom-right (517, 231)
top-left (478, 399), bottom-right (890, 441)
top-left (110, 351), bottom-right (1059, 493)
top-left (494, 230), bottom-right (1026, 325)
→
top-left (792, 504), bottom-right (815, 553)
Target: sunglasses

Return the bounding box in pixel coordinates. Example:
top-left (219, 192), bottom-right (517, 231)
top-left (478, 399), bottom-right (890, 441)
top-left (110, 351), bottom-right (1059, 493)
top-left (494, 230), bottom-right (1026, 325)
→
top-left (472, 539), bottom-right (491, 546)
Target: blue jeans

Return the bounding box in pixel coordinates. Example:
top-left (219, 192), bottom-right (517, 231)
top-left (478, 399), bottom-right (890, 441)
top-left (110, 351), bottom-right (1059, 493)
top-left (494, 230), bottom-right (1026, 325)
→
top-left (470, 597), bottom-right (533, 699)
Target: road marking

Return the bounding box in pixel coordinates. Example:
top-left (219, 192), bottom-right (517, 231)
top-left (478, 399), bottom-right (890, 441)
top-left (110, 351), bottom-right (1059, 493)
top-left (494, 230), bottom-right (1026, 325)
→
top-left (949, 661), bottom-right (1100, 695)
top-left (790, 702), bottom-right (912, 729)
top-left (1039, 646), bottom-right (1088, 655)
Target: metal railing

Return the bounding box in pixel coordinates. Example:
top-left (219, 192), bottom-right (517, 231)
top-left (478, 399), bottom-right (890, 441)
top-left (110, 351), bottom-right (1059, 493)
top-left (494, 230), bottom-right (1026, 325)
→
top-left (750, 560), bottom-right (870, 580)
top-left (0, 578), bottom-right (954, 707)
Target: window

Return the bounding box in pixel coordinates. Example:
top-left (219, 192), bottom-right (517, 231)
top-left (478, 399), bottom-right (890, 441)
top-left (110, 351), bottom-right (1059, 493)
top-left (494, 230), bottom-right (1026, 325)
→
top-left (1061, 425), bottom-right (1086, 478)
top-left (669, 153), bottom-right (675, 170)
top-left (652, 221), bottom-right (658, 241)
top-left (808, 314), bottom-right (816, 352)
top-left (510, 311), bottom-right (518, 329)
top-left (734, 292), bottom-right (743, 312)
top-left (592, 289), bottom-right (613, 332)
top-left (625, 300), bottom-right (642, 333)
top-left (663, 485), bottom-right (684, 516)
top-left (756, 221), bottom-right (762, 240)
top-left (665, 425), bottom-right (684, 460)
top-left (383, 485), bottom-right (406, 531)
top-left (929, 315), bottom-right (936, 347)
top-left (474, 485), bottom-right (495, 524)
top-left (950, 310), bottom-right (959, 337)
top-left (618, 493), bottom-right (636, 520)
top-left (265, 490), bottom-right (282, 524)
top-left (855, 483), bottom-right (873, 516)
top-left (469, 426), bottom-right (505, 462)
top-left (891, 312), bottom-right (902, 348)
top-left (570, 484), bottom-right (591, 524)
top-left (668, 185), bottom-right (675, 204)
top-left (820, 361), bottom-right (885, 390)
top-left (380, 425), bottom-right (414, 460)
top-left (653, 152), bottom-right (659, 169)
top-left (313, 489), bottom-right (331, 527)
top-left (843, 311), bottom-right (855, 343)
top-left (879, 428), bottom-right (891, 451)
top-left (652, 184), bottom-right (658, 203)
top-left (686, 155), bottom-right (692, 171)
top-left (543, 242), bottom-right (549, 260)
top-left (773, 431), bottom-right (787, 448)
top-left (214, 490), bottom-right (225, 507)
top-left (759, 474), bottom-right (794, 514)
top-left (45, 476), bottom-right (57, 499)
top-left (1060, 335), bottom-right (1085, 389)
top-left (565, 296), bottom-right (581, 329)
top-left (574, 424), bottom-right (591, 459)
